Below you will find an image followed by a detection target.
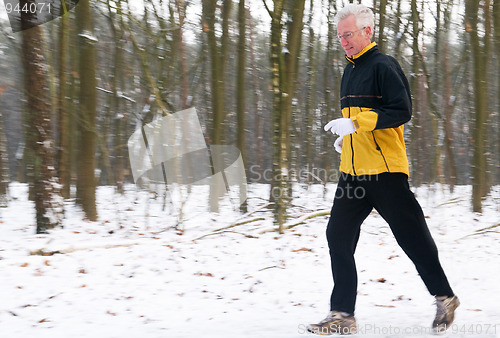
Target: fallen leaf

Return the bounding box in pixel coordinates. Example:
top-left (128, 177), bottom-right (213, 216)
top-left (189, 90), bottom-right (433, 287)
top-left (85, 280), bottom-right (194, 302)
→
top-left (392, 295), bottom-right (408, 301)
top-left (195, 272), bottom-right (214, 277)
top-left (20, 263), bottom-right (29, 267)
top-left (377, 278), bottom-right (387, 283)
top-left (292, 248), bottom-right (313, 252)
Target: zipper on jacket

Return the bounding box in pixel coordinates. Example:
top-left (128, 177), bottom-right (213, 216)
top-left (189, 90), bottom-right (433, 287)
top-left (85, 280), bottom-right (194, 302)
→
top-left (350, 133), bottom-right (356, 175)
top-left (371, 132), bottom-right (390, 172)
top-left (346, 66), bottom-right (356, 176)
top-left (347, 104), bottom-right (357, 175)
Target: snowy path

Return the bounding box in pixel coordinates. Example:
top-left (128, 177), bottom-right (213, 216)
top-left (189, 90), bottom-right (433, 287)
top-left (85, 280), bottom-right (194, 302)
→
top-left (1, 183), bottom-right (499, 337)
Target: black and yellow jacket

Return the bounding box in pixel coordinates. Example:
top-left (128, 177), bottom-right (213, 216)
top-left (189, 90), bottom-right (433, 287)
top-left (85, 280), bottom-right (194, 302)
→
top-left (339, 42), bottom-right (411, 176)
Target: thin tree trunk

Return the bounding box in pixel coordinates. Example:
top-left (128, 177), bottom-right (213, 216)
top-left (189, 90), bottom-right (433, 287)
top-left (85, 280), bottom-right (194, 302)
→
top-left (304, 0), bottom-right (317, 183)
top-left (57, 12), bottom-right (70, 199)
top-left (175, 0), bottom-right (189, 109)
top-left (237, 0), bottom-right (248, 212)
top-left (269, 0), bottom-right (285, 218)
top-left (248, 8), bottom-right (264, 181)
top-left (0, 85), bottom-right (9, 207)
top-left (108, 0), bottom-right (125, 193)
top-left (442, 2), bottom-right (457, 192)
top-left (409, 0), bottom-right (422, 185)
top-left (377, 0), bottom-right (387, 53)
top-left (321, 0), bottom-right (339, 186)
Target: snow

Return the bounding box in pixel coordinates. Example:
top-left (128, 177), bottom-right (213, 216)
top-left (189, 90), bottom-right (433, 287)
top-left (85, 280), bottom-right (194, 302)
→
top-left (1, 182), bottom-right (499, 338)
top-left (78, 31), bottom-right (98, 43)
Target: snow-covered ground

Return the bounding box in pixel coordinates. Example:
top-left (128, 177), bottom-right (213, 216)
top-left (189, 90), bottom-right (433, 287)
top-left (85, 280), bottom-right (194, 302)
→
top-left (0, 182), bottom-right (499, 338)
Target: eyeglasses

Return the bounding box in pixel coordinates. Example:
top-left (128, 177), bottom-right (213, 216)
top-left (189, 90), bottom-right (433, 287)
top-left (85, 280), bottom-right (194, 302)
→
top-left (337, 27), bottom-right (365, 41)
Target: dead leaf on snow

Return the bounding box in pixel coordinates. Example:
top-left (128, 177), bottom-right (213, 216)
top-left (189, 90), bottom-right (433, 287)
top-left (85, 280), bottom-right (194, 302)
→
top-left (292, 248), bottom-right (313, 252)
top-left (195, 272), bottom-right (214, 277)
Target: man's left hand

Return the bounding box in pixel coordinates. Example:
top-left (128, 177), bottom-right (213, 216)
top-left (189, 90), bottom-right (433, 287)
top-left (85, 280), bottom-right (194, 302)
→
top-left (324, 118), bottom-right (356, 137)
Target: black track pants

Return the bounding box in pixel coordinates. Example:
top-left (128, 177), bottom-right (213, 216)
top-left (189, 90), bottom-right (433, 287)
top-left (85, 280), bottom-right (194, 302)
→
top-left (326, 172), bottom-right (454, 314)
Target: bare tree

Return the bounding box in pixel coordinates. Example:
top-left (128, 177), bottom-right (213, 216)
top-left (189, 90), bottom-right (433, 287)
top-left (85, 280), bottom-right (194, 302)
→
top-left (76, 0), bottom-right (98, 220)
top-left (202, 0), bottom-right (232, 212)
top-left (20, 0), bottom-right (63, 233)
top-left (57, 11), bottom-right (71, 199)
top-left (0, 85), bottom-right (9, 207)
top-left (237, 0), bottom-right (248, 212)
top-left (267, 0), bottom-right (306, 232)
top-left (494, 0), bottom-right (500, 185)
top-left (466, 0), bottom-right (492, 212)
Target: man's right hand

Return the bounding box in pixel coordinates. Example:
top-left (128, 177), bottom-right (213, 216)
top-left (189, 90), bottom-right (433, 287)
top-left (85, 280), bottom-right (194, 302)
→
top-left (324, 118), bottom-right (356, 137)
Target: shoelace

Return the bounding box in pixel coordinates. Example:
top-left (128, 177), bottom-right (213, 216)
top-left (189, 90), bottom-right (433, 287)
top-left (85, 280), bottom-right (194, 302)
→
top-left (318, 311), bottom-right (346, 325)
top-left (435, 297), bottom-right (451, 318)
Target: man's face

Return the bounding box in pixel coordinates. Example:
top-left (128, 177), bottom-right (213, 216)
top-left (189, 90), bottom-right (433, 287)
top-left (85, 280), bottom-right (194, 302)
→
top-left (337, 15), bottom-right (372, 58)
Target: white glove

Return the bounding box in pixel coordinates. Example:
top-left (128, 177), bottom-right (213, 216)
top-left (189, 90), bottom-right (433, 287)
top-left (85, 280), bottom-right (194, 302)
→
top-left (334, 136), bottom-right (343, 153)
top-left (324, 118), bottom-right (356, 137)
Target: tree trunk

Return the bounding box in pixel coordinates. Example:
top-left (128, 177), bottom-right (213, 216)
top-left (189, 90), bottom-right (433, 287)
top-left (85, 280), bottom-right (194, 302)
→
top-left (108, 0), bottom-right (126, 193)
top-left (304, 0), bottom-right (317, 183)
top-left (57, 12), bottom-right (70, 199)
top-left (321, 0), bottom-right (340, 186)
top-left (0, 85), bottom-right (9, 207)
top-left (494, 0), bottom-right (500, 185)
top-left (237, 0), bottom-right (248, 212)
top-left (466, 0), bottom-right (491, 213)
top-left (442, 3), bottom-right (457, 192)
top-left (175, 0), bottom-right (190, 110)
top-left (409, 0), bottom-right (422, 185)
top-left (269, 0), bottom-right (305, 232)
top-left (269, 0), bottom-right (285, 222)
top-left (20, 0), bottom-right (63, 233)
top-left (76, 0), bottom-right (98, 221)
top-left (202, 0), bottom-right (231, 212)
top-left (377, 0), bottom-right (387, 53)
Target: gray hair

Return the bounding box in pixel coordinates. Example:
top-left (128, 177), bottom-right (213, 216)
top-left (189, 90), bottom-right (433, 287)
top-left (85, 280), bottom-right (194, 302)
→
top-left (334, 4), bottom-right (375, 39)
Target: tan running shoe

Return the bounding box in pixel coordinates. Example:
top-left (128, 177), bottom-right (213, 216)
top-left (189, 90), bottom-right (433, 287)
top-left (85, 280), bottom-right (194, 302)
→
top-left (432, 295), bottom-right (460, 333)
top-left (307, 310), bottom-right (357, 335)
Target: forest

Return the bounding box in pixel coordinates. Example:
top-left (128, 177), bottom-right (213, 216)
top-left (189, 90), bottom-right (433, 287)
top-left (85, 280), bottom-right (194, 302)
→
top-left (0, 0), bottom-right (499, 233)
